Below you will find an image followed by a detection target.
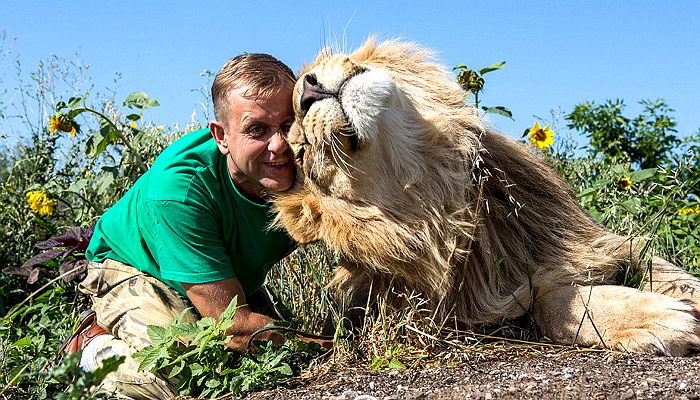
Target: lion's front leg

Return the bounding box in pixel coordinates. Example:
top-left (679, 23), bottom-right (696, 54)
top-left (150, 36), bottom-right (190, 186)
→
top-left (533, 285), bottom-right (700, 355)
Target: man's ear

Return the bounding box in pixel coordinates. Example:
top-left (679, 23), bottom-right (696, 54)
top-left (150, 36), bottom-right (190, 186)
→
top-left (209, 121), bottom-right (229, 155)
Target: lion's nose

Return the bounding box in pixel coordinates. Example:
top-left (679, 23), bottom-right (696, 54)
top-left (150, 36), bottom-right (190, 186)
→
top-left (300, 74), bottom-right (334, 113)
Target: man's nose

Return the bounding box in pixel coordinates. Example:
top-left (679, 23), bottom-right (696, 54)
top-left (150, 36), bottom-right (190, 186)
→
top-left (268, 131), bottom-right (290, 154)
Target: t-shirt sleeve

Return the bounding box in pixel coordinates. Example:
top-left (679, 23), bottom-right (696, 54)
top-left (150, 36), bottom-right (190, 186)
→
top-left (143, 198), bottom-right (235, 284)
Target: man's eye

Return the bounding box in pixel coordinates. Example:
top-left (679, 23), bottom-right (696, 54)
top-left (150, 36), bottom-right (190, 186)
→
top-left (248, 125), bottom-right (264, 135)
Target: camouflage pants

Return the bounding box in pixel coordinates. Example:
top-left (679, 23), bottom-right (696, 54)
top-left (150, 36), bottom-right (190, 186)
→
top-left (78, 259), bottom-right (281, 399)
top-left (78, 259), bottom-right (197, 399)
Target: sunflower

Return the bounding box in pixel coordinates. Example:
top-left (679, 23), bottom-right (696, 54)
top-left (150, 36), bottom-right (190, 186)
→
top-left (614, 177), bottom-right (633, 191)
top-left (26, 190), bottom-right (57, 216)
top-left (677, 207), bottom-right (700, 216)
top-left (527, 122), bottom-right (555, 149)
top-left (48, 113), bottom-right (79, 136)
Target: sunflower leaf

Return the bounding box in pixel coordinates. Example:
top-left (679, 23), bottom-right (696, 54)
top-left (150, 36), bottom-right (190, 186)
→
top-left (479, 61), bottom-right (506, 75)
top-left (482, 106), bottom-right (513, 120)
top-left (629, 168), bottom-right (657, 182)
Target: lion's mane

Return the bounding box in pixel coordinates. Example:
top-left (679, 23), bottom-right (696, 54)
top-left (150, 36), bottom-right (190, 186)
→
top-left (274, 39), bottom-right (641, 324)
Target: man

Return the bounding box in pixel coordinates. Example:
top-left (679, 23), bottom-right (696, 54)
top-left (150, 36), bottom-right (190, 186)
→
top-left (65, 53), bottom-right (330, 399)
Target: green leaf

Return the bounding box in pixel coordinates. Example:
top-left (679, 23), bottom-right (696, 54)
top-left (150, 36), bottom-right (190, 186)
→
top-left (170, 322), bottom-right (200, 339)
top-left (197, 317), bottom-right (216, 329)
top-left (482, 106), bottom-right (513, 120)
top-left (479, 61), bottom-right (506, 75)
top-left (67, 95), bottom-right (87, 109)
top-left (577, 187), bottom-right (597, 198)
top-left (94, 170), bottom-right (116, 195)
top-left (205, 378), bottom-right (221, 388)
top-left (189, 362), bottom-right (205, 376)
top-left (86, 123), bottom-right (120, 157)
top-left (370, 356), bottom-right (387, 371)
top-left (276, 363), bottom-right (293, 376)
top-left (90, 355), bottom-right (125, 382)
top-left (621, 198), bottom-right (642, 213)
top-left (610, 165), bottom-right (626, 175)
top-left (11, 336), bottom-right (32, 349)
top-left (147, 325), bottom-right (170, 344)
top-left (452, 63), bottom-right (468, 71)
top-left (169, 360), bottom-right (186, 378)
top-left (629, 168), bottom-right (657, 182)
top-left (388, 358), bottom-right (406, 370)
top-left (66, 178), bottom-right (88, 193)
top-left (592, 178), bottom-right (610, 188)
top-left (589, 209), bottom-right (605, 223)
top-left (220, 296), bottom-right (239, 324)
top-left (7, 365), bottom-right (27, 386)
top-left (133, 345), bottom-right (168, 372)
top-left (126, 113), bottom-right (141, 121)
top-left (124, 92), bottom-right (160, 110)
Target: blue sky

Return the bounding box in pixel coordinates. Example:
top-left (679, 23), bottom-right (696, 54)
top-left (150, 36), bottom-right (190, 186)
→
top-left (2, 1), bottom-right (699, 145)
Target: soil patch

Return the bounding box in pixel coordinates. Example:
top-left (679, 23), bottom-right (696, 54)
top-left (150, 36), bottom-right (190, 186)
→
top-left (241, 350), bottom-right (700, 400)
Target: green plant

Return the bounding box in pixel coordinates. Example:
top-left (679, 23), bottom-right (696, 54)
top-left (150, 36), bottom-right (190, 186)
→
top-left (453, 61), bottom-right (512, 119)
top-left (42, 353), bottom-right (124, 400)
top-left (369, 346), bottom-right (407, 371)
top-left (133, 297), bottom-right (325, 398)
top-left (550, 137), bottom-right (700, 272)
top-left (0, 283), bottom-right (85, 398)
top-left (566, 99), bottom-right (680, 169)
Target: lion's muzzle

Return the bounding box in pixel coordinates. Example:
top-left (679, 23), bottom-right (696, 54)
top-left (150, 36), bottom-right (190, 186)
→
top-left (299, 74), bottom-right (335, 115)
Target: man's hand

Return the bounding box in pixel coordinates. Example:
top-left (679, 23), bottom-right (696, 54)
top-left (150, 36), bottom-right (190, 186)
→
top-left (182, 278), bottom-right (285, 352)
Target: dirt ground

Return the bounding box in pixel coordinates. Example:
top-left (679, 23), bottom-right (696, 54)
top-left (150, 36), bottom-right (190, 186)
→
top-left (241, 348), bottom-right (700, 400)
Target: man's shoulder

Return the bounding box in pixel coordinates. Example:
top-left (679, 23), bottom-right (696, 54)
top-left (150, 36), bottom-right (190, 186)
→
top-left (146, 128), bottom-right (225, 202)
top-left (156, 128), bottom-right (216, 168)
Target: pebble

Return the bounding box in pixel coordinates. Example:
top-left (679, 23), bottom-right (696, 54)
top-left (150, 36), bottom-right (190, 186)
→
top-left (679, 382), bottom-right (688, 391)
top-left (355, 396), bottom-right (378, 400)
top-left (620, 388), bottom-right (635, 399)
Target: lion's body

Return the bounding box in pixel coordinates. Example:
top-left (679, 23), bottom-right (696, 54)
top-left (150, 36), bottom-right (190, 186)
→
top-left (274, 39), bottom-right (700, 355)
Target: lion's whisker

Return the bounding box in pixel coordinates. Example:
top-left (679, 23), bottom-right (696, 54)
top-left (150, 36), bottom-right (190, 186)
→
top-left (330, 134), bottom-right (359, 179)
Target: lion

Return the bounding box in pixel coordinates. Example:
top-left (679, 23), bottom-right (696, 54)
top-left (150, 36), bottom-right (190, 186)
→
top-left (273, 38), bottom-right (700, 355)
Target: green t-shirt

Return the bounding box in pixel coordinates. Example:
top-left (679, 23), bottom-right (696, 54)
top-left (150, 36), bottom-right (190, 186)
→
top-left (85, 128), bottom-right (295, 298)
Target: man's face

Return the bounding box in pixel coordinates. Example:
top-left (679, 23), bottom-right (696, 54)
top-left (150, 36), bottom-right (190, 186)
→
top-left (210, 85), bottom-right (295, 199)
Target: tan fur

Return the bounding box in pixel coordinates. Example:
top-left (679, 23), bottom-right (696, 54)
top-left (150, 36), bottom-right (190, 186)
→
top-left (274, 38), bottom-right (700, 355)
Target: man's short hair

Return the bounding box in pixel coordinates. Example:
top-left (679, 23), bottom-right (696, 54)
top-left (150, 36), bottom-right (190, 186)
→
top-left (211, 53), bottom-right (295, 121)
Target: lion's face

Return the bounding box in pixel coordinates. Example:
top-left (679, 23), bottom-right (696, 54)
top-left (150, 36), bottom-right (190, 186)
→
top-left (289, 49), bottom-right (400, 201)
top-left (275, 39), bottom-right (481, 247)
top-left (286, 40), bottom-right (475, 206)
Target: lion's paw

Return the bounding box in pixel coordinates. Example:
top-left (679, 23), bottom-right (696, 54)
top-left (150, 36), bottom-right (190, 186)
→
top-left (608, 295), bottom-right (700, 356)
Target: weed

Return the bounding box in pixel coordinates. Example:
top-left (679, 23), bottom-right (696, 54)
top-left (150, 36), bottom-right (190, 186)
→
top-left (132, 297), bottom-right (326, 398)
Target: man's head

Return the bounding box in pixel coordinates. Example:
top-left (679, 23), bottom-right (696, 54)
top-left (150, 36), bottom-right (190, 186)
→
top-left (209, 54), bottom-right (296, 200)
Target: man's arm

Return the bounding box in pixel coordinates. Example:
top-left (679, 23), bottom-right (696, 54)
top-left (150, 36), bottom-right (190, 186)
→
top-left (182, 278), bottom-right (284, 352)
top-left (182, 278), bottom-right (334, 352)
